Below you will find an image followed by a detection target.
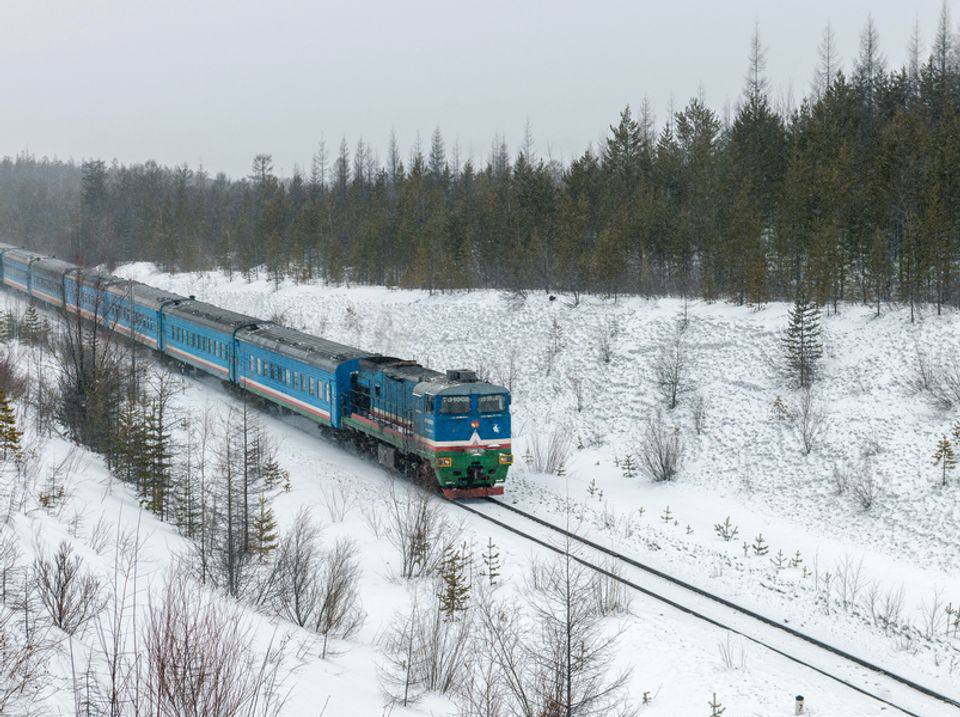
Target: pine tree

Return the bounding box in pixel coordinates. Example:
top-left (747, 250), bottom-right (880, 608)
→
top-left (20, 305), bottom-right (42, 344)
top-left (111, 398), bottom-right (147, 485)
top-left (708, 693), bottom-right (726, 716)
top-left (251, 493), bottom-right (279, 560)
top-left (933, 436), bottom-right (956, 486)
top-left (480, 537), bottom-right (500, 587)
top-left (0, 311), bottom-right (15, 342)
top-left (141, 400), bottom-right (174, 519)
top-left (0, 389), bottom-right (22, 461)
top-left (621, 454), bottom-right (637, 478)
top-left (782, 294), bottom-right (823, 388)
top-left (437, 543), bottom-right (470, 618)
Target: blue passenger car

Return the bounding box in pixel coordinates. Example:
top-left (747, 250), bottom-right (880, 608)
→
top-left (130, 283), bottom-right (188, 350)
top-left (2, 248), bottom-right (42, 293)
top-left (163, 301), bottom-right (258, 380)
top-left (235, 324), bottom-right (367, 427)
top-left (31, 257), bottom-right (77, 307)
top-left (63, 269), bottom-right (133, 333)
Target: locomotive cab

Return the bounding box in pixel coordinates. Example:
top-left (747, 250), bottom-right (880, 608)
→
top-left (417, 369), bottom-right (512, 498)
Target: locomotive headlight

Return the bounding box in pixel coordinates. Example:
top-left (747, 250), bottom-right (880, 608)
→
top-left (436, 456), bottom-right (453, 468)
top-left (498, 453), bottom-right (513, 465)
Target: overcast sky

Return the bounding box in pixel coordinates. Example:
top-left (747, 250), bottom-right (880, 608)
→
top-left (0, 0), bottom-right (950, 178)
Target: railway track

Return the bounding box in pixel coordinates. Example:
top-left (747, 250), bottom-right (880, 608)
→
top-left (453, 496), bottom-right (960, 717)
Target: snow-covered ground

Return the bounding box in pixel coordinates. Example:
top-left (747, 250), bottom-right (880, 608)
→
top-left (5, 266), bottom-right (960, 715)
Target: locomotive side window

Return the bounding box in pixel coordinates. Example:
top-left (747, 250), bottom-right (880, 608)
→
top-left (478, 395), bottom-right (505, 413)
top-left (440, 396), bottom-right (470, 414)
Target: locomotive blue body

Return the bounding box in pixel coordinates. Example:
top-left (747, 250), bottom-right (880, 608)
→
top-left (0, 244), bottom-right (511, 497)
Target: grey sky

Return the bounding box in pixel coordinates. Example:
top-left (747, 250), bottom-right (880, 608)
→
top-left (0, 0), bottom-right (949, 178)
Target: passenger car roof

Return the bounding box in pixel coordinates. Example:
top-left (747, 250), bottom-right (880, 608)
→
top-left (166, 300), bottom-right (260, 333)
top-left (238, 323), bottom-right (369, 370)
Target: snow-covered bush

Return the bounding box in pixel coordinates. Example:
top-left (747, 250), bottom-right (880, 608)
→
top-left (637, 412), bottom-right (683, 482)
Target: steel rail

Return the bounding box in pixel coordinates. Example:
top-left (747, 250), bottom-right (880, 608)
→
top-left (452, 497), bottom-right (960, 717)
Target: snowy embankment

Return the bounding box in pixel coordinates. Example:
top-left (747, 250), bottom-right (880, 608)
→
top-left (114, 264), bottom-right (960, 696)
top-left (0, 288), bottom-right (910, 717)
top-left (5, 264), bottom-right (957, 715)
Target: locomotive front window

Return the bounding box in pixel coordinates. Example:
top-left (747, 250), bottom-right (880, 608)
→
top-left (440, 396), bottom-right (470, 414)
top-left (478, 395), bottom-right (505, 413)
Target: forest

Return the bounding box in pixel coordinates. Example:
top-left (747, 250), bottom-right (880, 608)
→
top-left (2, 13), bottom-right (960, 313)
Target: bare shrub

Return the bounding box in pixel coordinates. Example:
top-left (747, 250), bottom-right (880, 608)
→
top-left (383, 487), bottom-right (459, 579)
top-left (33, 540), bottom-right (105, 635)
top-left (568, 372), bottom-right (585, 413)
top-left (652, 321), bottom-right (693, 410)
top-left (717, 632), bottom-right (746, 670)
top-left (313, 539), bottom-right (365, 658)
top-left (598, 325), bottom-right (613, 365)
top-left (933, 359), bottom-right (960, 409)
top-left (920, 588), bottom-right (947, 641)
top-left (878, 586), bottom-right (905, 633)
top-left (379, 595), bottom-right (473, 707)
top-left (494, 346), bottom-right (519, 393)
top-left (525, 427), bottom-right (573, 475)
top-left (591, 560), bottom-right (631, 616)
top-left (0, 604), bottom-right (52, 715)
top-left (831, 462), bottom-right (849, 495)
top-left (378, 605), bottom-right (425, 707)
top-left (850, 458), bottom-right (879, 511)
top-left (793, 386), bottom-right (825, 455)
top-left (143, 574), bottom-right (290, 717)
top-left (0, 346), bottom-right (27, 401)
top-left (913, 344), bottom-right (960, 409)
top-left (637, 412), bottom-right (683, 482)
top-left (268, 509), bottom-right (322, 625)
top-left (321, 482), bottom-right (356, 523)
top-left (692, 393), bottom-right (706, 435)
top-left (834, 556), bottom-right (865, 610)
top-left (360, 501), bottom-right (383, 539)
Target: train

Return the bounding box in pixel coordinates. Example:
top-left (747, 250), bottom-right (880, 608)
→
top-left (0, 243), bottom-right (512, 498)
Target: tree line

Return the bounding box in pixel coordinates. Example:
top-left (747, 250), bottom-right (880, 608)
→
top-left (2, 11), bottom-right (960, 312)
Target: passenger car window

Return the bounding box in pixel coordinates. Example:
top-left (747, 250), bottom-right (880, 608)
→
top-left (478, 395), bottom-right (505, 413)
top-left (440, 396), bottom-right (470, 414)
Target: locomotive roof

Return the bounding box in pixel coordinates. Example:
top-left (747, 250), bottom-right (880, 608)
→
top-left (361, 357), bottom-right (445, 385)
top-left (238, 324), bottom-right (368, 370)
top-left (413, 378), bottom-right (508, 396)
top-left (166, 300), bottom-right (260, 333)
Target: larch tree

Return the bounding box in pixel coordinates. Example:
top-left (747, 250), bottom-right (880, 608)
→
top-left (933, 436), bottom-right (956, 486)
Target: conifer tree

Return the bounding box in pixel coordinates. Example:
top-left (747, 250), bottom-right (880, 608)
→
top-left (251, 493), bottom-right (279, 560)
top-left (933, 436), bottom-right (956, 486)
top-left (20, 305), bottom-right (42, 344)
top-left (0, 388), bottom-right (22, 461)
top-left (141, 399), bottom-right (174, 519)
top-left (0, 311), bottom-right (15, 342)
top-left (782, 294), bottom-right (823, 388)
top-left (480, 537), bottom-right (500, 587)
top-left (437, 543), bottom-right (470, 618)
